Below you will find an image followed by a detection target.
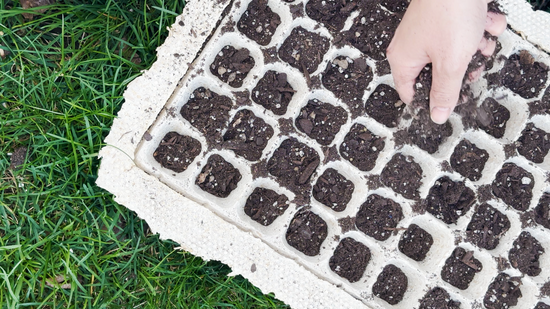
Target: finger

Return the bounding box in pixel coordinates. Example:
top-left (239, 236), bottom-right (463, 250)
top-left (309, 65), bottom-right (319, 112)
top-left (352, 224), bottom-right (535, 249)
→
top-left (429, 60), bottom-right (469, 124)
top-left (478, 36), bottom-right (488, 51)
top-left (480, 39), bottom-right (496, 56)
top-left (387, 47), bottom-right (426, 104)
top-left (486, 12), bottom-right (507, 36)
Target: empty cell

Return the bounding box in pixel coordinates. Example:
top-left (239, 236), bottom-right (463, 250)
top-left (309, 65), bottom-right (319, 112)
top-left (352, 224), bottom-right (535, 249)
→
top-left (244, 187), bottom-right (289, 226)
top-left (285, 207), bottom-right (328, 256)
top-left (492, 162), bottom-right (534, 211)
top-left (339, 123), bottom-right (385, 172)
top-left (328, 237), bottom-right (371, 283)
top-left (517, 122), bottom-right (550, 164)
top-left (295, 99), bottom-right (348, 146)
top-left (223, 109), bottom-right (274, 161)
top-left (251, 70), bottom-right (295, 115)
top-left (508, 231), bottom-right (545, 276)
top-left (365, 84), bottom-right (405, 128)
top-left (210, 45), bottom-right (255, 88)
top-left (196, 154), bottom-right (242, 198)
top-left (398, 223), bottom-right (434, 262)
top-left (535, 192), bottom-right (550, 229)
top-left (466, 203), bottom-right (511, 250)
top-left (441, 247), bottom-right (483, 290)
top-left (450, 139), bottom-right (489, 181)
top-left (483, 273), bottom-right (522, 309)
top-left (278, 26), bottom-right (329, 74)
top-left (312, 168), bottom-right (354, 212)
top-left (355, 194), bottom-right (403, 241)
top-left (380, 153), bottom-right (423, 199)
top-left (153, 132), bottom-right (201, 173)
top-left (418, 287), bottom-right (461, 309)
top-left (372, 264), bottom-right (408, 305)
top-left (426, 176), bottom-right (476, 224)
top-left (237, 0), bottom-right (281, 46)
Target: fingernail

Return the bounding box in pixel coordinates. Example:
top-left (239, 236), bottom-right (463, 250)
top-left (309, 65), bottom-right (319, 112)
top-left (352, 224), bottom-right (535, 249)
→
top-left (430, 107), bottom-right (451, 124)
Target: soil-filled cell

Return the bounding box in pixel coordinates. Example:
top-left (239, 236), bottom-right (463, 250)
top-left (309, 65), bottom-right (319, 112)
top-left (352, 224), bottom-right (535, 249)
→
top-left (237, 0), bottom-right (281, 46)
top-left (380, 153), bottom-right (423, 200)
top-left (295, 99), bottom-right (348, 146)
top-left (244, 187), bottom-right (290, 226)
top-left (407, 109), bottom-right (453, 154)
top-left (508, 231), bottom-right (545, 276)
top-left (223, 109), bottom-right (274, 161)
top-left (418, 287), bottom-right (461, 309)
top-left (500, 51), bottom-right (549, 99)
top-left (450, 139), bottom-right (489, 181)
top-left (529, 86), bottom-right (550, 116)
top-left (517, 123), bottom-right (550, 164)
top-left (312, 168), bottom-right (354, 212)
top-left (492, 162), bottom-right (534, 211)
top-left (343, 3), bottom-right (400, 61)
top-left (180, 87), bottom-right (233, 143)
top-left (398, 224), bottom-right (434, 261)
top-left (355, 194), bottom-right (403, 241)
top-left (441, 247), bottom-right (483, 290)
top-left (339, 123), bottom-right (385, 172)
top-left (321, 56), bottom-right (372, 117)
top-left (153, 132), bottom-right (202, 173)
top-left (210, 45), bottom-right (255, 88)
top-left (372, 264), bottom-right (408, 305)
top-left (305, 0), bottom-right (358, 33)
top-left (196, 154), bottom-right (242, 198)
top-left (286, 207), bottom-right (328, 256)
top-left (426, 176), bottom-right (476, 224)
top-left (365, 84), bottom-right (405, 128)
top-left (329, 237), bottom-right (371, 283)
top-left (535, 302), bottom-right (550, 309)
top-left (278, 26), bottom-right (330, 74)
top-left (535, 192), bottom-right (550, 229)
top-left (251, 70), bottom-right (295, 115)
top-left (267, 137), bottom-right (320, 192)
top-left (483, 273), bottom-right (522, 309)
top-left (477, 97), bottom-right (510, 139)
top-left (466, 203), bottom-right (511, 250)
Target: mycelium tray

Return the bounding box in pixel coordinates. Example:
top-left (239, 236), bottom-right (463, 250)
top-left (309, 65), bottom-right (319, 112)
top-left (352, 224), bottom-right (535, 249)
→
top-left (97, 0), bottom-right (550, 308)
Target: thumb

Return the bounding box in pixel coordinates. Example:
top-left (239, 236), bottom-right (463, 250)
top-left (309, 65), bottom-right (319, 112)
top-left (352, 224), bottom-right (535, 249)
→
top-left (429, 61), bottom-right (468, 124)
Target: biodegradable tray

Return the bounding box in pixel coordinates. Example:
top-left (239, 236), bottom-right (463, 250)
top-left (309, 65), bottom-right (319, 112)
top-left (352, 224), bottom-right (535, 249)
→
top-left (97, 0), bottom-right (550, 308)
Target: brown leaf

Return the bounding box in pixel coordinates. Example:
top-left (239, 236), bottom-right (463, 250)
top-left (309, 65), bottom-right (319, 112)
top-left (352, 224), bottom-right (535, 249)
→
top-left (20, 0), bottom-right (55, 20)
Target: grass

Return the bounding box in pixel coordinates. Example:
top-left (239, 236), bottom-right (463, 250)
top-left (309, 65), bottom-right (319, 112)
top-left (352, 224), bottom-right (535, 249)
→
top-left (0, 0), bottom-right (289, 308)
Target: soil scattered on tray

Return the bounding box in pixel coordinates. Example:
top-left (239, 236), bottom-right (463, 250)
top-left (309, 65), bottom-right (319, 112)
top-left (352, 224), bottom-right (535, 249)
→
top-left (492, 162), bottom-right (534, 211)
top-left (196, 154), bottom-right (242, 198)
top-left (312, 168), bottom-right (354, 212)
top-left (441, 247), bottom-right (483, 290)
top-left (286, 207), bottom-right (328, 256)
top-left (252, 70), bottom-right (295, 115)
top-left (223, 109), bottom-right (274, 161)
top-left (372, 264), bottom-right (408, 305)
top-left (244, 187), bottom-right (290, 226)
top-left (355, 194), bottom-right (403, 241)
top-left (295, 99), bottom-right (348, 145)
top-left (153, 132), bottom-right (201, 173)
top-left (237, 0), bottom-right (281, 46)
top-left (210, 45), bottom-right (255, 88)
top-left (329, 237), bottom-right (371, 283)
top-left (339, 123), bottom-right (385, 172)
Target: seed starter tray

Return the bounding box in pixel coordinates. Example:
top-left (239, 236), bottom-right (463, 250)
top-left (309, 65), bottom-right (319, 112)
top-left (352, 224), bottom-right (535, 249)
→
top-left (97, 0), bottom-right (550, 308)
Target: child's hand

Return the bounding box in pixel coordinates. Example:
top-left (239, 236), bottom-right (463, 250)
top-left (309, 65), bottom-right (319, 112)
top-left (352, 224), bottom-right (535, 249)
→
top-left (387, 0), bottom-right (507, 124)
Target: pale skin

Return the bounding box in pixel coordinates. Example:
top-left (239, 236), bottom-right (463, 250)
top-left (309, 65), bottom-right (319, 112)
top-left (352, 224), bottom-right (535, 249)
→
top-left (387, 0), bottom-right (508, 124)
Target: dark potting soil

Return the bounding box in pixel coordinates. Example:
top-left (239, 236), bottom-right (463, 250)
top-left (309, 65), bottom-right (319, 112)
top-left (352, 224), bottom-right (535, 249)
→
top-left (355, 194), bottom-right (403, 241)
top-left (285, 207), bottom-right (328, 256)
top-left (343, 3), bottom-right (401, 61)
top-left (483, 273), bottom-right (522, 309)
top-left (535, 302), bottom-right (550, 309)
top-left (477, 97), bottom-right (510, 139)
top-left (529, 86), bottom-right (550, 116)
top-left (237, 0), bottom-right (281, 46)
top-left (153, 132), bottom-right (202, 173)
top-left (223, 109), bottom-right (274, 161)
top-left (380, 153), bottom-right (423, 200)
top-left (508, 231), bottom-right (545, 276)
top-left (398, 223), bottom-right (433, 261)
top-left (399, 109), bottom-right (454, 154)
top-left (295, 99), bottom-right (348, 145)
top-left (339, 123), bottom-right (385, 172)
top-left (305, 0), bottom-right (358, 33)
top-left (267, 137), bottom-right (320, 195)
top-left (251, 70), bottom-right (295, 115)
top-left (492, 162), bottom-right (534, 212)
top-left (418, 287), bottom-right (461, 309)
top-left (380, 0), bottom-right (409, 14)
top-left (312, 168), bottom-right (354, 212)
top-left (321, 56), bottom-right (372, 118)
top-left (244, 187), bottom-right (290, 226)
top-left (180, 87), bottom-right (233, 145)
top-left (329, 237), bottom-right (371, 283)
top-left (278, 26), bottom-right (330, 74)
top-left (196, 154), bottom-right (242, 198)
top-left (441, 247), bottom-right (483, 290)
top-left (450, 139), bottom-right (490, 181)
top-left (426, 176), bottom-right (476, 224)
top-left (466, 203), bottom-right (511, 250)
top-left (498, 50), bottom-right (549, 99)
top-left (372, 264), bottom-right (408, 305)
top-left (210, 45), bottom-right (255, 88)
top-left (365, 84), bottom-right (405, 128)
top-left (517, 122), bottom-right (550, 164)
top-left (8, 146), bottom-right (27, 171)
top-left (535, 192), bottom-right (550, 229)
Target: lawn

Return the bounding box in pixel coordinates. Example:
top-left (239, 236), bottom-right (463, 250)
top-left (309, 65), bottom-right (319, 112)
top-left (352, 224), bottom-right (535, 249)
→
top-left (0, 0), bottom-right (288, 308)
